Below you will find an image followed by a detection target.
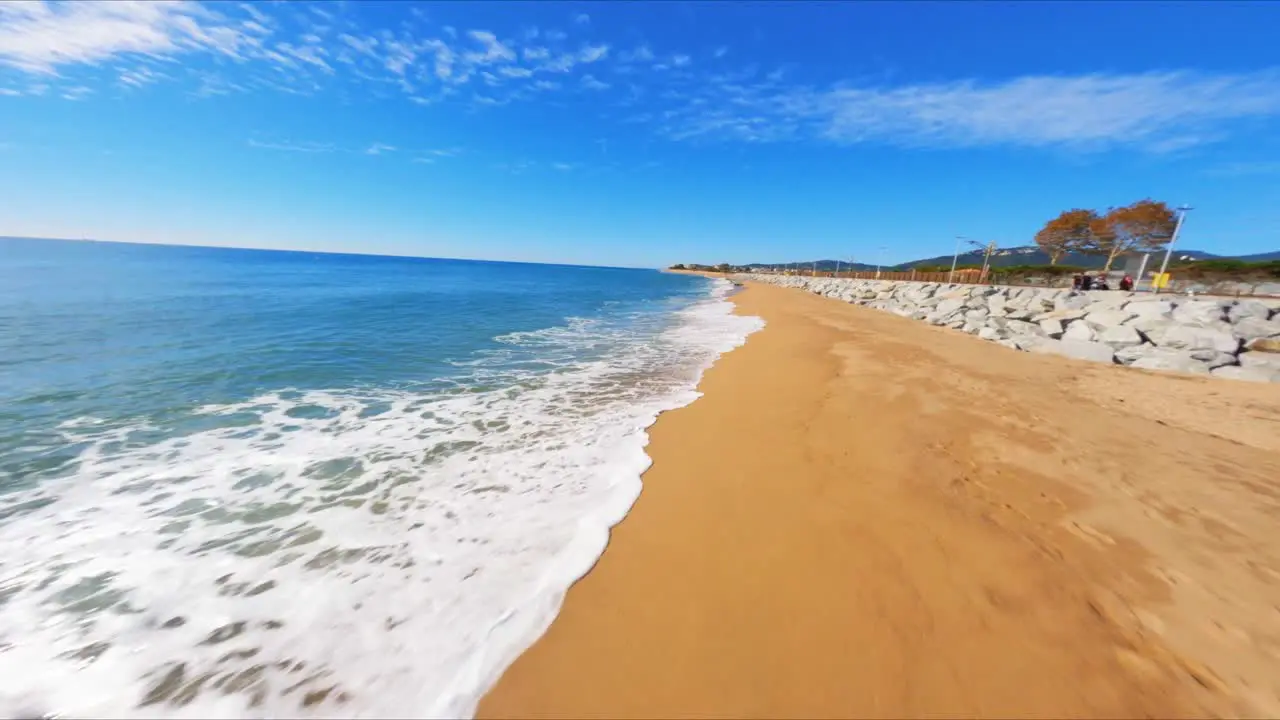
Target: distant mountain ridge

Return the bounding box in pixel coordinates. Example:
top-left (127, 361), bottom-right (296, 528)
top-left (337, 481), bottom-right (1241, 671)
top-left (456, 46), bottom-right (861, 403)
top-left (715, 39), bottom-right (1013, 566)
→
top-left (741, 246), bottom-right (1280, 272)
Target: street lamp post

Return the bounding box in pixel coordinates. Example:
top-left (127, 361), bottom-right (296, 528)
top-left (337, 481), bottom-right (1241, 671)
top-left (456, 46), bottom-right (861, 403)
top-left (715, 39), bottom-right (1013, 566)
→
top-left (979, 240), bottom-right (997, 283)
top-left (949, 236), bottom-right (967, 284)
top-left (875, 245), bottom-right (886, 279)
top-left (1153, 205), bottom-right (1193, 296)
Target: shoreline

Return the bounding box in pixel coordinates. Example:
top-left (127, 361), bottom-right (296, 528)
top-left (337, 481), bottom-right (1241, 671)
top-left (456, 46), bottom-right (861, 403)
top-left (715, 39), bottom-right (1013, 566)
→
top-left (479, 281), bottom-right (1280, 718)
top-left (442, 276), bottom-right (762, 717)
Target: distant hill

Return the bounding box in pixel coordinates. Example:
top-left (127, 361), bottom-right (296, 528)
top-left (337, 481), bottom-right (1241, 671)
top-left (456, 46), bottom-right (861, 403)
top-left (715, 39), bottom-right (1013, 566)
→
top-left (1232, 250), bottom-right (1280, 262)
top-left (735, 246), bottom-right (1276, 272)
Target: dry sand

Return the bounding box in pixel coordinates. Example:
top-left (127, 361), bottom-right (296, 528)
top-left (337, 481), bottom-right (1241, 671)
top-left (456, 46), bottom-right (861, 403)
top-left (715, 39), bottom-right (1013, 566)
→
top-left (479, 281), bottom-right (1280, 719)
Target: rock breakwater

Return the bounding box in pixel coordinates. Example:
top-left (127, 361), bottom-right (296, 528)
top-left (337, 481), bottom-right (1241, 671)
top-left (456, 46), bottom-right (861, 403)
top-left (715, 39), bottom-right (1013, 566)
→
top-left (739, 274), bottom-right (1280, 382)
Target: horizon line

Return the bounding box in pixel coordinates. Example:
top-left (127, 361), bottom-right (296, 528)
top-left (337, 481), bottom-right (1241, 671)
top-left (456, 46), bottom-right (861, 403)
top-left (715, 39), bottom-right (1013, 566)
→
top-left (0, 234), bottom-right (662, 273)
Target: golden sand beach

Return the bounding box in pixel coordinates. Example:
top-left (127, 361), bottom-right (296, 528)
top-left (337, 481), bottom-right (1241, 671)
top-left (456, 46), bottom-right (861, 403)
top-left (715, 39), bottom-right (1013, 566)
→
top-left (479, 280), bottom-right (1280, 719)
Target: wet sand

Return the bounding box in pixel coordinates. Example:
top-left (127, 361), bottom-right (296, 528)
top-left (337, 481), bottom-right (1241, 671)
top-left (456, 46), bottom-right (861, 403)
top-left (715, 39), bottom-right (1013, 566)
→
top-left (479, 281), bottom-right (1280, 718)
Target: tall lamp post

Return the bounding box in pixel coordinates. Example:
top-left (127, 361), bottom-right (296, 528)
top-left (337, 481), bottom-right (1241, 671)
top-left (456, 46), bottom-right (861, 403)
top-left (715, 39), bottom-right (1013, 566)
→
top-left (875, 245), bottom-right (887, 279)
top-left (1153, 205), bottom-right (1193, 296)
top-left (949, 235), bottom-right (967, 283)
top-left (978, 239), bottom-right (997, 283)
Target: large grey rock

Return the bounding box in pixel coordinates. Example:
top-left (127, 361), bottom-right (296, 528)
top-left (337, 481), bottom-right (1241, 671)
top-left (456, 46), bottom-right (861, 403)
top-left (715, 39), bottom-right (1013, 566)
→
top-left (1126, 297), bottom-right (1172, 311)
top-left (1003, 307), bottom-right (1037, 321)
top-left (1078, 292), bottom-right (1132, 312)
top-left (1147, 323), bottom-right (1241, 354)
top-left (1038, 318), bottom-right (1065, 339)
top-left (1212, 365), bottom-right (1280, 383)
top-left (1028, 338), bottom-right (1117, 364)
top-left (1188, 350), bottom-right (1238, 369)
top-left (1053, 293), bottom-right (1093, 311)
top-left (935, 298), bottom-right (966, 316)
top-left (1240, 351), bottom-right (1280, 371)
top-left (1114, 345), bottom-right (1149, 366)
top-left (1062, 321), bottom-right (1097, 342)
top-left (1233, 317), bottom-right (1280, 341)
top-left (1097, 326), bottom-right (1144, 348)
top-left (1083, 309), bottom-right (1136, 329)
top-left (996, 338), bottom-right (1024, 351)
top-left (1033, 308), bottom-right (1088, 323)
top-left (1172, 300), bottom-right (1229, 326)
top-left (1228, 300), bottom-right (1275, 323)
top-left (1000, 319), bottom-right (1041, 337)
top-left (1124, 314), bottom-right (1175, 335)
top-left (1125, 299), bottom-right (1174, 316)
top-left (1129, 349), bottom-right (1212, 375)
top-left (978, 326), bottom-right (1002, 341)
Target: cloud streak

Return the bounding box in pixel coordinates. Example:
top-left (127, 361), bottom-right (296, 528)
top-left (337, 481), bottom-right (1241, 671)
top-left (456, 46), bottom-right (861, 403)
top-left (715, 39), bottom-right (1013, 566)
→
top-left (658, 70), bottom-right (1280, 152)
top-left (248, 139), bottom-right (335, 153)
top-left (4, 3), bottom-right (1279, 156)
top-left (0, 1), bottom-right (255, 74)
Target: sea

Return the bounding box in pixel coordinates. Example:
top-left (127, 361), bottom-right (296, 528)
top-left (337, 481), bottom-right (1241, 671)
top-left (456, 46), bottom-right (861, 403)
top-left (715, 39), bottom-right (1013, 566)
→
top-left (0, 237), bottom-right (763, 719)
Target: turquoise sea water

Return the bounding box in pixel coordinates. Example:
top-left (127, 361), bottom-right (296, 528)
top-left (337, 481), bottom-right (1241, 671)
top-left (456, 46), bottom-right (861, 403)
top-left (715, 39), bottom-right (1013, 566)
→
top-left (0, 238), bottom-right (762, 718)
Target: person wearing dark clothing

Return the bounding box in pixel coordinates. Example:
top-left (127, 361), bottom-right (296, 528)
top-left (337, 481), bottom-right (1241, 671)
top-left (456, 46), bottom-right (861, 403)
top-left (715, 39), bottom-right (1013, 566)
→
top-left (1081, 274), bottom-right (1093, 291)
top-left (1072, 274), bottom-right (1082, 290)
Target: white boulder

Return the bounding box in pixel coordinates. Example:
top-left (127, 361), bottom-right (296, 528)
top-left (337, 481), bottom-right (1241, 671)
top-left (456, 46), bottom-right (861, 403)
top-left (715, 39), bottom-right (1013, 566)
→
top-left (1038, 318), bottom-right (1065, 339)
top-left (1028, 338), bottom-right (1116, 364)
top-left (1147, 324), bottom-right (1241, 355)
top-left (1097, 326), bottom-right (1144, 348)
top-left (1062, 322), bottom-right (1097, 342)
top-left (1212, 365), bottom-right (1280, 383)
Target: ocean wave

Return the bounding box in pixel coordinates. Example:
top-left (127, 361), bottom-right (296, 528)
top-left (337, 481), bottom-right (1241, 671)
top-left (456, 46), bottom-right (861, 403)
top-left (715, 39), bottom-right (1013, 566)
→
top-left (0, 278), bottom-right (762, 719)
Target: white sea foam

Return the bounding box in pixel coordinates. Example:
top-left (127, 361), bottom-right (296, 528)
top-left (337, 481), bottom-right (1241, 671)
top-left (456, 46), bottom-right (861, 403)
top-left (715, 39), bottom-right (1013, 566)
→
top-left (0, 278), bottom-right (762, 719)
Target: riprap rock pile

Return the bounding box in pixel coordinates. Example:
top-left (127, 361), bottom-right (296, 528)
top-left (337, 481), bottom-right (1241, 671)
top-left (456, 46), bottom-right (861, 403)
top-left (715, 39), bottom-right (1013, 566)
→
top-left (739, 275), bottom-right (1280, 382)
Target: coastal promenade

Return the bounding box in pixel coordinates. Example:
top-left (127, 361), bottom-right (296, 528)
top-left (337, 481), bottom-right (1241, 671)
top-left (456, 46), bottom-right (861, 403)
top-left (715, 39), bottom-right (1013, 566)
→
top-left (480, 280), bottom-right (1280, 718)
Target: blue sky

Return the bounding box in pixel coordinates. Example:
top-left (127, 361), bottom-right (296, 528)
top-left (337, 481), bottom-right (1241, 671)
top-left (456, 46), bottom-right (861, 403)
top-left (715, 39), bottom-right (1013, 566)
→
top-left (1, 0), bottom-right (1279, 268)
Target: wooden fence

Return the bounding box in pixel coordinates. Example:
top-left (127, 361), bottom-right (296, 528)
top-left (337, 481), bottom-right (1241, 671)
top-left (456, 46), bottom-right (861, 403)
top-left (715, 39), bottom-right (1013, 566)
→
top-left (769, 268), bottom-right (994, 284)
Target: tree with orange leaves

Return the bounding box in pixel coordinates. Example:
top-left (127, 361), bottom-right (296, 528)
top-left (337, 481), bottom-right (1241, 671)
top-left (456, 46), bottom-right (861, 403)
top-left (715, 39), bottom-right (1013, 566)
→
top-left (1083, 199), bottom-right (1177, 272)
top-left (1034, 208), bottom-right (1098, 265)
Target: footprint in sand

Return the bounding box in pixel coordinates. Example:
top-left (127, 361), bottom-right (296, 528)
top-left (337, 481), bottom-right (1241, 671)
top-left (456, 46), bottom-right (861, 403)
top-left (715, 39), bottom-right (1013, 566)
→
top-left (1067, 521), bottom-right (1116, 548)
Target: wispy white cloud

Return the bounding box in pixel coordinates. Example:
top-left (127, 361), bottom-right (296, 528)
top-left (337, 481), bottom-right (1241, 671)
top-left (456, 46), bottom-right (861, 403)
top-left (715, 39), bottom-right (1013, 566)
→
top-left (464, 30), bottom-right (515, 65)
top-left (619, 45), bottom-right (654, 63)
top-left (551, 161), bottom-right (577, 171)
top-left (118, 65), bottom-right (168, 88)
top-left (365, 142), bottom-right (396, 156)
top-left (339, 33), bottom-right (378, 58)
top-left (579, 44), bottom-right (609, 64)
top-left (60, 85), bottom-right (92, 100)
top-left (659, 70), bottom-right (1280, 152)
top-left (0, 1), bottom-right (254, 74)
top-left (248, 139), bottom-right (335, 153)
top-left (7, 1), bottom-right (1277, 161)
top-left (0, 87), bottom-right (20, 96)
top-left (522, 46), bottom-right (550, 62)
top-left (499, 66), bottom-right (533, 79)
top-left (573, 13), bottom-right (590, 26)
